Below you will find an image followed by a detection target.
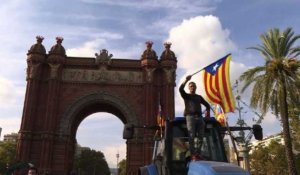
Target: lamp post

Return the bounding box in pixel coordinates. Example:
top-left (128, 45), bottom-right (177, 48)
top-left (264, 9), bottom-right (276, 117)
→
top-left (116, 152), bottom-right (119, 175)
top-left (234, 80), bottom-right (264, 171)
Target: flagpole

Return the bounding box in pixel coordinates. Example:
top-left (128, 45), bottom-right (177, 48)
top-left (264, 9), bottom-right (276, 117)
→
top-left (190, 53), bottom-right (231, 77)
top-left (190, 68), bottom-right (204, 76)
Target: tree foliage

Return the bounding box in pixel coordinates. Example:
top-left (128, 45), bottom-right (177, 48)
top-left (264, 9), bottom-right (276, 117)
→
top-left (73, 148), bottom-right (110, 175)
top-left (0, 141), bottom-right (17, 174)
top-left (240, 27), bottom-right (300, 175)
top-left (240, 28), bottom-right (300, 115)
top-left (250, 145), bottom-right (270, 174)
top-left (250, 140), bottom-right (300, 175)
top-left (289, 103), bottom-right (300, 151)
top-left (118, 159), bottom-right (126, 175)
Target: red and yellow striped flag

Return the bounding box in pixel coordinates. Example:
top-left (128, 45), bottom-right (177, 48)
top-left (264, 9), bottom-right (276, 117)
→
top-left (157, 103), bottom-right (165, 127)
top-left (203, 54), bottom-right (235, 113)
top-left (215, 104), bottom-right (226, 126)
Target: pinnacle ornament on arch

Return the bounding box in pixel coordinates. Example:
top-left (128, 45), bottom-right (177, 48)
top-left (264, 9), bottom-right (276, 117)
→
top-left (27, 35), bottom-right (46, 55)
top-left (49, 36), bottom-right (66, 56)
top-left (36, 35), bottom-right (44, 44)
top-left (160, 41), bottom-right (176, 60)
top-left (56, 36), bottom-right (63, 44)
top-left (140, 40), bottom-right (158, 60)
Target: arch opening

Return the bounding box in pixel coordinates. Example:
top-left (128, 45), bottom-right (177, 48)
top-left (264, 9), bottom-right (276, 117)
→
top-left (70, 101), bottom-right (127, 138)
top-left (74, 112), bottom-right (126, 173)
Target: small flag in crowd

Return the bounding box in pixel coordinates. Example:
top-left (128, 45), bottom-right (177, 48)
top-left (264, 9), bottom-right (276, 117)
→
top-left (215, 104), bottom-right (226, 126)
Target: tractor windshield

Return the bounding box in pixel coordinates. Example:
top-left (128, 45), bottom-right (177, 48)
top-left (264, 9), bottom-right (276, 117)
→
top-left (171, 118), bottom-right (227, 162)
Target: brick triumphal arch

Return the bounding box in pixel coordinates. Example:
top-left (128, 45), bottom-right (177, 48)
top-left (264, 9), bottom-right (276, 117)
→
top-left (16, 37), bottom-right (177, 175)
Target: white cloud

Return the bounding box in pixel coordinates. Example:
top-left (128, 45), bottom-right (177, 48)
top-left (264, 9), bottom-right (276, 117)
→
top-left (81, 0), bottom-right (218, 11)
top-left (0, 77), bottom-right (17, 107)
top-left (0, 1), bottom-right (38, 52)
top-left (259, 112), bottom-right (281, 137)
top-left (67, 38), bottom-right (107, 57)
top-left (66, 37), bottom-right (144, 59)
top-left (102, 143), bottom-right (126, 168)
top-left (110, 42), bottom-right (144, 59)
top-left (263, 112), bottom-right (278, 123)
top-left (167, 15), bottom-right (238, 114)
top-left (79, 0), bottom-right (218, 41)
top-left (169, 15), bottom-right (282, 138)
top-left (66, 31), bottom-right (126, 58)
top-left (0, 76), bottom-right (25, 139)
top-left (168, 15), bottom-right (236, 70)
top-left (76, 113), bottom-right (126, 168)
top-left (0, 117), bottom-right (21, 140)
top-left (250, 111), bottom-right (282, 140)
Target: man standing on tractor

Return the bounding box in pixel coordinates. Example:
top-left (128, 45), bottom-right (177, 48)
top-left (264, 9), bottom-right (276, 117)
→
top-left (179, 75), bottom-right (210, 160)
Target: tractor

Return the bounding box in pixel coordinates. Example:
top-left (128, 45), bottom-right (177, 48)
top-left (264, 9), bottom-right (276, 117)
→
top-left (124, 117), bottom-right (262, 175)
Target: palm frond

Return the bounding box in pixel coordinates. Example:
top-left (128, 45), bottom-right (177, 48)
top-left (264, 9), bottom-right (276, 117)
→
top-left (285, 30), bottom-right (300, 56)
top-left (239, 66), bottom-right (266, 92)
top-left (285, 75), bottom-right (300, 105)
top-left (248, 46), bottom-right (272, 60)
top-left (270, 88), bottom-right (279, 116)
top-left (261, 33), bottom-right (277, 59)
top-left (249, 75), bottom-right (272, 114)
top-left (240, 27), bottom-right (300, 116)
top-left (282, 28), bottom-right (294, 53)
top-left (290, 46), bottom-right (300, 57)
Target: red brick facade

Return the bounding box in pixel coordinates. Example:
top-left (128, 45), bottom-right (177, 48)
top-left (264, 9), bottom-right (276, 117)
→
top-left (16, 38), bottom-right (177, 175)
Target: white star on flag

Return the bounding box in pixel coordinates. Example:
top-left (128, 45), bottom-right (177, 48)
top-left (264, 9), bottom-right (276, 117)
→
top-left (213, 63), bottom-right (219, 72)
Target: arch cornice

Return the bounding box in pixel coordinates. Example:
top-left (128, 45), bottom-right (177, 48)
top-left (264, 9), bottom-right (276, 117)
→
top-left (57, 91), bottom-right (138, 137)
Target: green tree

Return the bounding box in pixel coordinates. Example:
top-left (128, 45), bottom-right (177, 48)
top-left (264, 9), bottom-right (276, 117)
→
top-left (266, 141), bottom-right (288, 175)
top-left (289, 104), bottom-right (300, 151)
top-left (296, 154), bottom-right (300, 173)
top-left (240, 27), bottom-right (300, 175)
top-left (250, 140), bottom-right (288, 175)
top-left (0, 141), bottom-right (17, 174)
top-left (118, 159), bottom-right (126, 175)
top-left (73, 148), bottom-right (110, 175)
top-left (250, 144), bottom-right (270, 174)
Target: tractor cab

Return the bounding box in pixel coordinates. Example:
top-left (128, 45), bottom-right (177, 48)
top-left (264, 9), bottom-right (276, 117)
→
top-left (124, 117), bottom-right (262, 175)
top-left (153, 117), bottom-right (228, 175)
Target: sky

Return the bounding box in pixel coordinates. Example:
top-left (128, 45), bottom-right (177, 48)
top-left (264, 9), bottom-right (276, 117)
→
top-left (0, 0), bottom-right (300, 168)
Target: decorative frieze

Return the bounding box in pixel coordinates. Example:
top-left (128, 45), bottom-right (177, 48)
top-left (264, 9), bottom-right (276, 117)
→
top-left (163, 68), bottom-right (176, 84)
top-left (62, 68), bottom-right (143, 84)
top-left (49, 63), bottom-right (61, 79)
top-left (145, 68), bottom-right (156, 83)
top-left (27, 63), bottom-right (42, 79)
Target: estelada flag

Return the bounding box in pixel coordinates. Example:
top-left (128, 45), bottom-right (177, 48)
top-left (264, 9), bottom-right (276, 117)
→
top-left (203, 54), bottom-right (235, 113)
top-left (215, 104), bottom-right (226, 126)
top-left (157, 103), bottom-right (165, 127)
